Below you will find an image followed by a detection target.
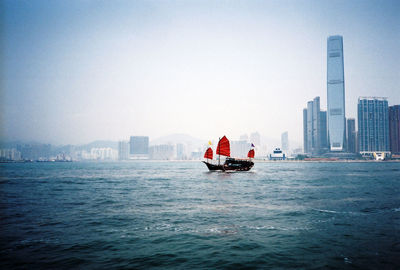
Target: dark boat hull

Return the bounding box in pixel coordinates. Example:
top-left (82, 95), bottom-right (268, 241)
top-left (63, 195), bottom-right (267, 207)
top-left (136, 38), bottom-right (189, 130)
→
top-left (223, 158), bottom-right (254, 171)
top-left (202, 161), bottom-right (224, 171)
top-left (203, 158), bottom-right (254, 172)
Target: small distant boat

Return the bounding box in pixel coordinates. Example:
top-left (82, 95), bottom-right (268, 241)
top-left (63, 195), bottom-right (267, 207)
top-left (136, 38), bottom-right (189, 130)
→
top-left (202, 136), bottom-right (254, 172)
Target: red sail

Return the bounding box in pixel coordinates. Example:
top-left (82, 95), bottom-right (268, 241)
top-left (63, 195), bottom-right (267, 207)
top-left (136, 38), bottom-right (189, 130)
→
top-left (204, 147), bottom-right (213, 159)
top-left (247, 149), bottom-right (255, 158)
top-left (216, 136), bottom-right (230, 157)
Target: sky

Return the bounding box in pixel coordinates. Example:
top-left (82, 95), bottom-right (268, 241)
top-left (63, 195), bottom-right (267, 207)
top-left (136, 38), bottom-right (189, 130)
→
top-left (1, 0), bottom-right (399, 146)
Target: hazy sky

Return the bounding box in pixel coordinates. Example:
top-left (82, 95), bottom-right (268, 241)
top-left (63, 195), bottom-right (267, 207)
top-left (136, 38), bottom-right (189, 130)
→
top-left (1, 0), bottom-right (399, 145)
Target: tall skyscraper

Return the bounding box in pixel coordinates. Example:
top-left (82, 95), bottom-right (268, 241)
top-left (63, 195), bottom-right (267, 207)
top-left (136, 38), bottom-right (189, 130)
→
top-left (313, 97), bottom-right (321, 151)
top-left (303, 97), bottom-right (328, 154)
top-left (346, 118), bottom-right (356, 153)
top-left (303, 108), bottom-right (308, 153)
top-left (320, 111), bottom-right (328, 151)
top-left (358, 97), bottom-right (390, 153)
top-left (281, 131), bottom-right (289, 152)
top-left (327, 35), bottom-right (346, 151)
top-left (130, 136), bottom-right (149, 156)
top-left (307, 100), bottom-right (314, 152)
top-left (389, 105), bottom-right (400, 154)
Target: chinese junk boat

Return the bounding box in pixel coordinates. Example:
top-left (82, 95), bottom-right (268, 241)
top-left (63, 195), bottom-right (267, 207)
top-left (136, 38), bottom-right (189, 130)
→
top-left (202, 136), bottom-right (254, 172)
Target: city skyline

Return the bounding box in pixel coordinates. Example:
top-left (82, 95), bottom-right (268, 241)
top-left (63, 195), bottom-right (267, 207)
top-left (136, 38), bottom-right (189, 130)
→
top-left (2, 0), bottom-right (400, 145)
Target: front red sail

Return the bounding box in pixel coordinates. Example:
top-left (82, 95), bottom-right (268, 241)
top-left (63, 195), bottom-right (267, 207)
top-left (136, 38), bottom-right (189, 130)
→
top-left (204, 147), bottom-right (213, 159)
top-left (216, 136), bottom-right (230, 157)
top-left (248, 149), bottom-right (255, 158)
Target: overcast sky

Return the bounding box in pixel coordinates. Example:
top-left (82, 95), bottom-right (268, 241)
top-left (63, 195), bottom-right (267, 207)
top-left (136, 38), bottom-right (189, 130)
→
top-left (1, 0), bottom-right (399, 145)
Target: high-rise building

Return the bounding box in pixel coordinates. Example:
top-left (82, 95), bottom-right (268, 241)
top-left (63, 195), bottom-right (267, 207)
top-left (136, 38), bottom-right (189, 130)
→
top-left (90, 148), bottom-right (118, 160)
top-left (303, 108), bottom-right (308, 153)
top-left (176, 143), bottom-right (186, 160)
top-left (358, 97), bottom-right (390, 154)
top-left (307, 100), bottom-right (314, 152)
top-left (389, 105), bottom-right (400, 154)
top-left (0, 148), bottom-right (22, 161)
top-left (129, 136), bottom-right (149, 156)
top-left (118, 140), bottom-right (129, 160)
top-left (313, 97), bottom-right (321, 151)
top-left (17, 144), bottom-right (52, 160)
top-left (303, 97), bottom-right (328, 154)
top-left (149, 144), bottom-right (174, 160)
top-left (250, 132), bottom-right (261, 146)
top-left (346, 118), bottom-right (356, 153)
top-left (320, 111), bottom-right (328, 151)
top-left (281, 131), bottom-right (289, 152)
top-left (327, 35), bottom-right (346, 151)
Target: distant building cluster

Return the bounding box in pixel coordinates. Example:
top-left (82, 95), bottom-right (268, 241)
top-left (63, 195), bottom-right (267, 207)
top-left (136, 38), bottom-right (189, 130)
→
top-left (116, 132), bottom-right (266, 161)
top-left (302, 35), bottom-right (400, 159)
top-left (0, 148), bottom-right (22, 161)
top-left (0, 144), bottom-right (73, 162)
top-left (117, 135), bottom-right (202, 161)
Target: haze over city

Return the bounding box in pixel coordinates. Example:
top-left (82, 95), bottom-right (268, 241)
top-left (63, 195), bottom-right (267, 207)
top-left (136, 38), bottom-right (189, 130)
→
top-left (1, 0), bottom-right (399, 145)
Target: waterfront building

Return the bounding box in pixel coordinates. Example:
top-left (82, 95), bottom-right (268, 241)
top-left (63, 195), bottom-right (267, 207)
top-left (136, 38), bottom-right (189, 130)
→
top-left (307, 100), bottom-right (314, 152)
top-left (0, 148), bottom-right (22, 161)
top-left (90, 148), bottom-right (118, 160)
top-left (129, 136), bottom-right (149, 157)
top-left (303, 108), bottom-right (308, 153)
top-left (358, 97), bottom-right (390, 155)
top-left (389, 105), bottom-right (400, 154)
top-left (312, 97), bottom-right (321, 151)
top-left (281, 131), bottom-right (289, 152)
top-left (303, 97), bottom-right (328, 154)
top-left (149, 144), bottom-right (174, 160)
top-left (346, 118), bottom-right (356, 153)
top-left (327, 35), bottom-right (346, 151)
top-left (269, 148), bottom-right (286, 160)
top-left (118, 140), bottom-right (129, 160)
top-left (320, 111), bottom-right (328, 151)
top-left (176, 143), bottom-right (187, 160)
top-left (17, 144), bottom-right (51, 160)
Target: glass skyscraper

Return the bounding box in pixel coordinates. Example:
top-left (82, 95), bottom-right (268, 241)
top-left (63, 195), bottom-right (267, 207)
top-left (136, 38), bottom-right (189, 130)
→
top-left (303, 108), bottom-right (308, 153)
top-left (303, 97), bottom-right (328, 154)
top-left (389, 105), bottom-right (400, 154)
top-left (327, 35), bottom-right (346, 151)
top-left (358, 97), bottom-right (389, 153)
top-left (346, 118), bottom-right (356, 153)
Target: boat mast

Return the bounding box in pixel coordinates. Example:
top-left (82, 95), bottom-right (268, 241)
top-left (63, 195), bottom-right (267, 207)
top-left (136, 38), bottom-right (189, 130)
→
top-left (218, 137), bottom-right (220, 166)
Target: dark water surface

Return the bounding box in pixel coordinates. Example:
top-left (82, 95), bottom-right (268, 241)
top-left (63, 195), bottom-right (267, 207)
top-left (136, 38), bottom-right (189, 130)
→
top-left (1, 161), bottom-right (400, 269)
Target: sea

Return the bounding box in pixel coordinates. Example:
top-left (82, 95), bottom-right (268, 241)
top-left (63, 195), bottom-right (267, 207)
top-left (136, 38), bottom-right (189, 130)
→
top-left (1, 161), bottom-right (399, 269)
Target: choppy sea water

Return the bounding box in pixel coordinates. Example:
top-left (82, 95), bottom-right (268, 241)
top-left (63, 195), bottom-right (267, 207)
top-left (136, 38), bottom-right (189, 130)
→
top-left (1, 161), bottom-right (399, 269)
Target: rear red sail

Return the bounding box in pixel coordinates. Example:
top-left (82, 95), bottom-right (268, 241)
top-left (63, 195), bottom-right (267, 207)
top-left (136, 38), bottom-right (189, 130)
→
top-left (248, 149), bottom-right (255, 158)
top-left (204, 147), bottom-right (213, 159)
top-left (216, 136), bottom-right (230, 157)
